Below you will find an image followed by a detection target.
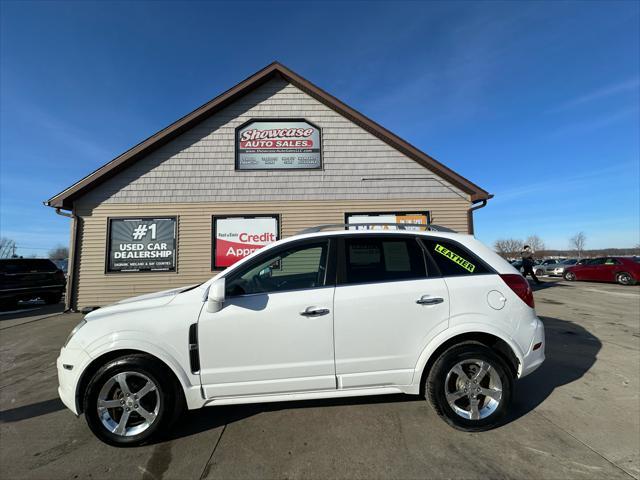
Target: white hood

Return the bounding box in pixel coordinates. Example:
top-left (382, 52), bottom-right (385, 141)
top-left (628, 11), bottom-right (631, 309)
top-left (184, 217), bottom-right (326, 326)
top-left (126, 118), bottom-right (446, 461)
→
top-left (114, 285), bottom-right (197, 305)
top-left (84, 284), bottom-right (199, 321)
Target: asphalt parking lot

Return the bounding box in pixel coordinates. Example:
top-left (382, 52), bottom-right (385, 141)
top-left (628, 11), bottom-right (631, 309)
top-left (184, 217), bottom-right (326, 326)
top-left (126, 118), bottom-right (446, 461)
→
top-left (1, 279), bottom-right (638, 480)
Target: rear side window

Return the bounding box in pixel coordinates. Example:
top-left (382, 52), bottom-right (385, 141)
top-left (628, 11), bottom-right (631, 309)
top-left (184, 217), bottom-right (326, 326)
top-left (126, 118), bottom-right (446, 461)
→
top-left (421, 239), bottom-right (491, 276)
top-left (341, 236), bottom-right (426, 285)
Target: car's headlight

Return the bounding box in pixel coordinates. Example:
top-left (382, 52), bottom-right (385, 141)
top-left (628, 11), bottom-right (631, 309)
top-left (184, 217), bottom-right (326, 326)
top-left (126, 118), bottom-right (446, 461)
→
top-left (64, 319), bottom-right (87, 347)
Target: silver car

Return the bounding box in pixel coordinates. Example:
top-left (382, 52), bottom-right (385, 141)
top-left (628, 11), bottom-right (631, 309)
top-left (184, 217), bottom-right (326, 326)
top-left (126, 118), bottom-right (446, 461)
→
top-left (535, 259), bottom-right (578, 277)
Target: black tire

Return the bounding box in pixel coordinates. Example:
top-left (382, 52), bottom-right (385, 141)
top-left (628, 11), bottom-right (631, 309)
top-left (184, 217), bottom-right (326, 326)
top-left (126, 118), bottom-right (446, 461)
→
top-left (42, 293), bottom-right (62, 304)
top-left (83, 354), bottom-right (182, 447)
top-left (616, 272), bottom-right (635, 286)
top-left (564, 271), bottom-right (576, 281)
top-left (425, 342), bottom-right (513, 432)
top-left (535, 269), bottom-right (544, 276)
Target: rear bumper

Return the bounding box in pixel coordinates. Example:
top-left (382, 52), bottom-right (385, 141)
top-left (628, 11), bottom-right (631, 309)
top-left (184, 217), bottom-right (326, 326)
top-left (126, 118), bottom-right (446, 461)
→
top-left (520, 317), bottom-right (545, 378)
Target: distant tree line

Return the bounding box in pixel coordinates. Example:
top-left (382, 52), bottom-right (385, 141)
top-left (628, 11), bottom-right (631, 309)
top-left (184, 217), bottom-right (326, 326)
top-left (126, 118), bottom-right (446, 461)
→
top-left (494, 232), bottom-right (640, 260)
top-left (0, 237), bottom-right (69, 260)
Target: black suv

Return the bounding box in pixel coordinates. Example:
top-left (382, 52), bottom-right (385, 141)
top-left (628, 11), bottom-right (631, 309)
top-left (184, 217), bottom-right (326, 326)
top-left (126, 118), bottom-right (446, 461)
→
top-left (0, 259), bottom-right (66, 308)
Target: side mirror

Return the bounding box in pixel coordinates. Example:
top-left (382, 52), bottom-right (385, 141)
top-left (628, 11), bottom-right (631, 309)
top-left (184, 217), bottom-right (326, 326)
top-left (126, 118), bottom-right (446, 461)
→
top-left (206, 278), bottom-right (225, 313)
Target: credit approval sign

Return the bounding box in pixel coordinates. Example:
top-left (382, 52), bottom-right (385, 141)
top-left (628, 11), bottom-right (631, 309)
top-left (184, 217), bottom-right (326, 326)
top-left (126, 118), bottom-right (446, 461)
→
top-left (212, 215), bottom-right (280, 269)
top-left (236, 119), bottom-right (321, 170)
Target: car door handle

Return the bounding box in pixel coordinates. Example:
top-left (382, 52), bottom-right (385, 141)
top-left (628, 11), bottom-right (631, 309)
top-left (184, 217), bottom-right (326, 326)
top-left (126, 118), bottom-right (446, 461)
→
top-left (416, 295), bottom-right (444, 305)
top-left (300, 307), bottom-right (330, 317)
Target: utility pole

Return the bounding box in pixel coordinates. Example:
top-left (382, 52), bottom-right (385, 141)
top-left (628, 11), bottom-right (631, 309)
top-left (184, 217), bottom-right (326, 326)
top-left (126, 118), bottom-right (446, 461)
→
top-left (12, 243), bottom-right (17, 258)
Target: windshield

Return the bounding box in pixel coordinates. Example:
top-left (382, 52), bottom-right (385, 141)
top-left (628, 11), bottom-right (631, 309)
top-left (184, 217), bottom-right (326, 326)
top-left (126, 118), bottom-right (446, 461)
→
top-left (562, 259), bottom-right (577, 265)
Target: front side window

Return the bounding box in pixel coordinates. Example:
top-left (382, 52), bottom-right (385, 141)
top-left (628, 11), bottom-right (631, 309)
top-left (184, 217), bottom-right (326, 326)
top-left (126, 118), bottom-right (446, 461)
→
top-left (341, 236), bottom-right (426, 285)
top-left (422, 239), bottom-right (491, 276)
top-left (225, 241), bottom-right (329, 296)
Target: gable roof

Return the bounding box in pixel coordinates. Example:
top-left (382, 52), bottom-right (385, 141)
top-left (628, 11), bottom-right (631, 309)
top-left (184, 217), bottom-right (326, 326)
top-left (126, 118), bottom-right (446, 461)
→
top-left (46, 61), bottom-right (491, 209)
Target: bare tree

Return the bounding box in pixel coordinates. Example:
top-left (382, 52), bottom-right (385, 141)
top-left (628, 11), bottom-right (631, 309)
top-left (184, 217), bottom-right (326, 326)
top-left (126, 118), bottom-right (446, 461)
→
top-left (0, 237), bottom-right (17, 258)
top-left (525, 235), bottom-right (545, 254)
top-left (494, 238), bottom-right (523, 259)
top-left (48, 246), bottom-right (69, 261)
top-left (569, 232), bottom-right (587, 258)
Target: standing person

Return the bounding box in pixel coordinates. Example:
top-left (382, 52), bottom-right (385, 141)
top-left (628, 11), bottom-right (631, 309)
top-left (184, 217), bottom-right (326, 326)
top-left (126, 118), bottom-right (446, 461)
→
top-left (521, 245), bottom-right (541, 284)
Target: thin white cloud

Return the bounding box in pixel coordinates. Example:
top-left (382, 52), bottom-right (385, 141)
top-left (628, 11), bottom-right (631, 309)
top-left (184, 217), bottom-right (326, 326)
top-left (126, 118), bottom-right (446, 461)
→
top-left (491, 160), bottom-right (639, 204)
top-left (547, 105), bottom-right (639, 138)
top-left (550, 77), bottom-right (640, 113)
top-left (2, 95), bottom-right (113, 161)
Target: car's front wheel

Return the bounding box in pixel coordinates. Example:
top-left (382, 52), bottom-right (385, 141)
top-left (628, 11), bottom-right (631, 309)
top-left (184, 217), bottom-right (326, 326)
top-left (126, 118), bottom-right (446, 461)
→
top-left (564, 271), bottom-right (576, 281)
top-left (83, 354), bottom-right (181, 446)
top-left (425, 342), bottom-right (513, 432)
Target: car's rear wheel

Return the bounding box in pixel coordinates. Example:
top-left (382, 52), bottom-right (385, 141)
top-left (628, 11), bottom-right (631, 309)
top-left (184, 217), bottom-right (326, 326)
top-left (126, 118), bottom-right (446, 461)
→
top-left (83, 354), bottom-right (180, 447)
top-left (425, 342), bottom-right (513, 432)
top-left (616, 272), bottom-right (635, 286)
top-left (564, 271), bottom-right (576, 281)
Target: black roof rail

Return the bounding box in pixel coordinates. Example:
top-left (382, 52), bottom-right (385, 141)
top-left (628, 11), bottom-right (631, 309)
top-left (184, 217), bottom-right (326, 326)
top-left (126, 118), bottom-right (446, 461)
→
top-left (297, 223), bottom-right (457, 235)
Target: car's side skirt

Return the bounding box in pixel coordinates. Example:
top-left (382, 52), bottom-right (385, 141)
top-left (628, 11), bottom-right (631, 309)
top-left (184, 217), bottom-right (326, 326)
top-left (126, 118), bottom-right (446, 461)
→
top-left (202, 386), bottom-right (410, 407)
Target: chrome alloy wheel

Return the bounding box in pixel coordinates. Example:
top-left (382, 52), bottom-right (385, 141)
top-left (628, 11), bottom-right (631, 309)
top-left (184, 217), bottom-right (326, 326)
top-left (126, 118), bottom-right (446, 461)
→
top-left (444, 359), bottom-right (503, 420)
top-left (97, 371), bottom-right (160, 437)
top-left (617, 273), bottom-right (632, 285)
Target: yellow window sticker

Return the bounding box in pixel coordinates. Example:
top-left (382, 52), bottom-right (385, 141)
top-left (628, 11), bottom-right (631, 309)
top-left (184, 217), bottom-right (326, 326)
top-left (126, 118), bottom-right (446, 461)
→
top-left (434, 244), bottom-right (476, 273)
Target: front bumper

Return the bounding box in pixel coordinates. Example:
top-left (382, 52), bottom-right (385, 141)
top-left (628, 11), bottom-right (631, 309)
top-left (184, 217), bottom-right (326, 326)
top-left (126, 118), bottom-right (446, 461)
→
top-left (520, 317), bottom-right (545, 378)
top-left (57, 346), bottom-right (92, 415)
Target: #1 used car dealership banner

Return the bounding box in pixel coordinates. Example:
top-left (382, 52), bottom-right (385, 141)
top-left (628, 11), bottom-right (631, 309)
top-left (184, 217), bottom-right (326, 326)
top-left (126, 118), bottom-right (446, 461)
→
top-left (236, 120), bottom-right (321, 170)
top-left (213, 216), bottom-right (279, 269)
top-left (107, 217), bottom-right (176, 272)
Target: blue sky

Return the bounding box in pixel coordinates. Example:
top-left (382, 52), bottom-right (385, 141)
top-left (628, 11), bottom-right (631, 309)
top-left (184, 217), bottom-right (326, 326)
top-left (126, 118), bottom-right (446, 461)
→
top-left (1, 0), bottom-right (638, 257)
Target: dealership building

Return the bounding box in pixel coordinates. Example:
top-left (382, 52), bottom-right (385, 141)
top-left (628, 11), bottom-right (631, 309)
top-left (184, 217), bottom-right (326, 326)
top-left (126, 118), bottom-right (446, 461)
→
top-left (46, 62), bottom-right (492, 310)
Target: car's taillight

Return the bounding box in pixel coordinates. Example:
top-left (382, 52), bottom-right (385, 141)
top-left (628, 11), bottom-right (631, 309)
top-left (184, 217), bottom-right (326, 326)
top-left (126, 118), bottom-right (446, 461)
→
top-left (500, 274), bottom-right (535, 309)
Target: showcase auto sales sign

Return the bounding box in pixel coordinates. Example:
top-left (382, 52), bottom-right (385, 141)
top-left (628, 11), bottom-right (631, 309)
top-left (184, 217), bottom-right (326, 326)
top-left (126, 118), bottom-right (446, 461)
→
top-left (236, 120), bottom-right (321, 169)
top-left (214, 217), bottom-right (279, 268)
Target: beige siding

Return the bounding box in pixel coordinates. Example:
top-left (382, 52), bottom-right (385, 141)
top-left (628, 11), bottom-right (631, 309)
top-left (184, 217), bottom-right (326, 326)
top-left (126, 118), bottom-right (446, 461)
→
top-left (75, 77), bottom-right (469, 209)
top-left (73, 199), bottom-right (470, 308)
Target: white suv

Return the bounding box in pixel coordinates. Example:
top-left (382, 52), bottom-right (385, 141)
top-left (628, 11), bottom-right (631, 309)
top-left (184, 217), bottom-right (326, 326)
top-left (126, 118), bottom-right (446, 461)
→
top-left (58, 227), bottom-right (545, 446)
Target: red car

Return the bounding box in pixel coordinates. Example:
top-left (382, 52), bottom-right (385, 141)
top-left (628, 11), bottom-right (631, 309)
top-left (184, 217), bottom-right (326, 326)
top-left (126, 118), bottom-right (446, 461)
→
top-left (564, 257), bottom-right (640, 285)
